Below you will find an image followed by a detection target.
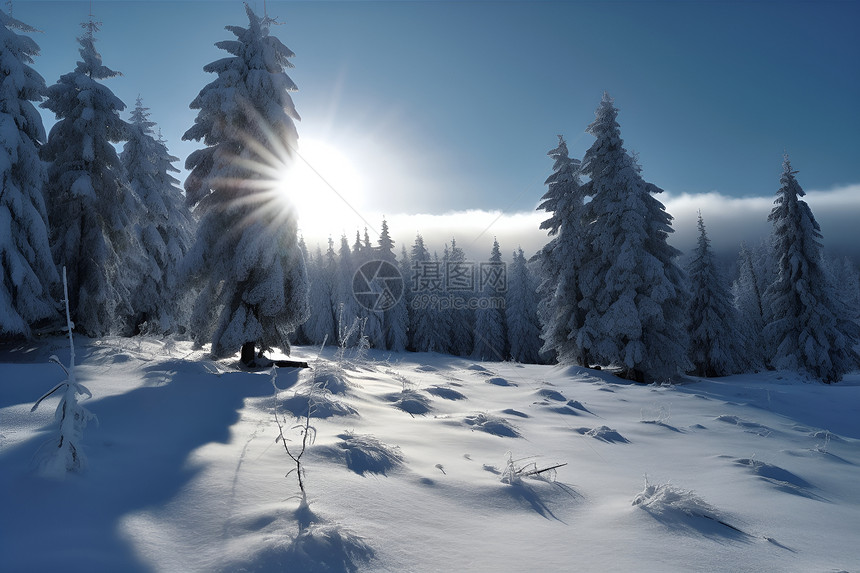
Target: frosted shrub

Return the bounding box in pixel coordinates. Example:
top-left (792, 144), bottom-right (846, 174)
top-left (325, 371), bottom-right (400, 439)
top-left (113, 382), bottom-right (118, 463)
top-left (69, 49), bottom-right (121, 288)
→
top-left (31, 268), bottom-right (97, 476)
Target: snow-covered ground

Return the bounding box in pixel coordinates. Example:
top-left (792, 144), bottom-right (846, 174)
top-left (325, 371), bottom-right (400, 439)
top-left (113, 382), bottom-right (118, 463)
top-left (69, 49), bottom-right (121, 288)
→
top-left (1, 336), bottom-right (859, 572)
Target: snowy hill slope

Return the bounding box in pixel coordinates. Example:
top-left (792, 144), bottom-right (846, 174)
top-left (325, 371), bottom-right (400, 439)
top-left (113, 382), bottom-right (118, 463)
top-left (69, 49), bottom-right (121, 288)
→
top-left (1, 337), bottom-right (859, 572)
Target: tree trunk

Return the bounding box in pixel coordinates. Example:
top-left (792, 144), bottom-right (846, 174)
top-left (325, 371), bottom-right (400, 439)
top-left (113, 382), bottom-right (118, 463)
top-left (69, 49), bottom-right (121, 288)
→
top-left (240, 341), bottom-right (256, 366)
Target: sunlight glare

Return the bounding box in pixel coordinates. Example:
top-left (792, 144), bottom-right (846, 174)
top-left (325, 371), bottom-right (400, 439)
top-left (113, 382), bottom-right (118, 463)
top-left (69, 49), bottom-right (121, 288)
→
top-left (277, 138), bottom-right (367, 241)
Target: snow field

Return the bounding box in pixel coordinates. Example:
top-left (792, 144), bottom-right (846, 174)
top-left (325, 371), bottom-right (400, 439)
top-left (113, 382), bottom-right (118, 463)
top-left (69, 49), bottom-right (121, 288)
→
top-left (1, 338), bottom-right (859, 572)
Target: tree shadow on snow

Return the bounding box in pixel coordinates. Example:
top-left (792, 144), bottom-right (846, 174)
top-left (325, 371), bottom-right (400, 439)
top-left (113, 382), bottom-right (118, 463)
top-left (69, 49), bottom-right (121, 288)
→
top-left (0, 361), bottom-right (296, 572)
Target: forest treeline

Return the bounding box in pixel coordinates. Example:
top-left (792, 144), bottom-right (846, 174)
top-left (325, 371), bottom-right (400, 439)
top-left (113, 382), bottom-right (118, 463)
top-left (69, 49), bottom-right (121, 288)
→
top-left (1, 6), bottom-right (858, 380)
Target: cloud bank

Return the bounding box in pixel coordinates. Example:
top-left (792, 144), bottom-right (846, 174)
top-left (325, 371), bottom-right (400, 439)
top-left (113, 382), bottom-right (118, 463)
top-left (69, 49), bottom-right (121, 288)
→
top-left (299, 184), bottom-right (860, 263)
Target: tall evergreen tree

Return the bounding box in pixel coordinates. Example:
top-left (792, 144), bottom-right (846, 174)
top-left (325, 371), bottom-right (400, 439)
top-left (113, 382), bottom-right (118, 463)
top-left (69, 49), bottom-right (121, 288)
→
top-left (334, 234), bottom-right (360, 346)
top-left (408, 234), bottom-right (435, 352)
top-left (472, 238), bottom-right (507, 361)
top-left (732, 241), bottom-right (771, 370)
top-left (536, 135), bottom-right (588, 364)
top-left (377, 218), bottom-right (408, 351)
top-left (506, 247), bottom-right (543, 363)
top-left (762, 156), bottom-right (859, 382)
top-left (182, 4), bottom-right (308, 363)
top-left (447, 238), bottom-right (473, 356)
top-left (303, 240), bottom-right (337, 345)
top-left (576, 93), bottom-right (689, 381)
top-left (0, 8), bottom-right (58, 337)
top-left (41, 14), bottom-right (139, 336)
top-left (686, 213), bottom-right (748, 376)
top-left (121, 97), bottom-right (195, 333)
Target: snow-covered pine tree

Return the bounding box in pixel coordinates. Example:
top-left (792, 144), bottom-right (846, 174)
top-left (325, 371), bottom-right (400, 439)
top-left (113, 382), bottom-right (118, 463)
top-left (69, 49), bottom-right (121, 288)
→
top-left (830, 256), bottom-right (860, 327)
top-left (536, 134), bottom-right (588, 365)
top-left (762, 156), bottom-right (859, 382)
top-left (182, 4), bottom-right (309, 363)
top-left (354, 227), bottom-right (385, 349)
top-left (303, 241), bottom-right (337, 345)
top-left (732, 241), bottom-right (771, 370)
top-left (377, 218), bottom-right (408, 351)
top-left (506, 247), bottom-right (543, 363)
top-left (121, 97), bottom-right (195, 333)
top-left (430, 249), bottom-right (452, 354)
top-left (399, 243), bottom-right (414, 347)
top-left (447, 238), bottom-right (473, 356)
top-left (686, 213), bottom-right (748, 376)
top-left (472, 238), bottom-right (506, 361)
top-left (335, 234), bottom-right (361, 346)
top-left (0, 8), bottom-right (59, 338)
top-left (408, 234), bottom-right (435, 352)
top-left (576, 93), bottom-right (690, 382)
top-left (41, 14), bottom-right (140, 337)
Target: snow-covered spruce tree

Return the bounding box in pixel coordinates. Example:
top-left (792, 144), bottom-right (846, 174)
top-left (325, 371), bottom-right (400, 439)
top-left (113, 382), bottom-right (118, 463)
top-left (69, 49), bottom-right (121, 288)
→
top-left (686, 213), bottom-right (748, 376)
top-left (377, 218), bottom-right (408, 351)
top-left (399, 243), bottom-right (414, 347)
top-left (762, 156), bottom-right (859, 382)
top-left (303, 241), bottom-right (337, 345)
top-left (472, 238), bottom-right (507, 361)
top-left (830, 256), bottom-right (860, 327)
top-left (447, 238), bottom-right (473, 356)
top-left (353, 227), bottom-right (385, 349)
top-left (182, 4), bottom-right (309, 364)
top-left (430, 250), bottom-right (453, 354)
top-left (334, 234), bottom-right (360, 347)
top-left (0, 8), bottom-right (59, 338)
top-left (41, 15), bottom-right (140, 337)
top-left (732, 241), bottom-right (771, 370)
top-left (408, 234), bottom-right (435, 352)
top-left (506, 247), bottom-right (543, 363)
top-left (576, 93), bottom-right (690, 382)
top-left (121, 97), bottom-right (195, 333)
top-left (536, 134), bottom-right (588, 365)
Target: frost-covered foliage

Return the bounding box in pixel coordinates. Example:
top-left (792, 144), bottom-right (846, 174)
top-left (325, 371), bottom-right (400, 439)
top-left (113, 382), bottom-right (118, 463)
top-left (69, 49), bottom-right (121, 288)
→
top-left (536, 134), bottom-right (588, 365)
top-left (506, 247), bottom-right (543, 363)
top-left (447, 239), bottom-right (473, 356)
top-left (182, 4), bottom-right (309, 359)
top-left (377, 219), bottom-right (409, 352)
top-left (472, 238), bottom-right (506, 361)
top-left (41, 15), bottom-right (139, 337)
top-left (686, 213), bottom-right (749, 376)
top-left (0, 8), bottom-right (58, 337)
top-left (31, 268), bottom-right (97, 476)
top-left (121, 97), bottom-right (195, 333)
top-left (732, 241), bottom-right (772, 370)
top-left (762, 156), bottom-right (859, 382)
top-left (576, 93), bottom-right (690, 381)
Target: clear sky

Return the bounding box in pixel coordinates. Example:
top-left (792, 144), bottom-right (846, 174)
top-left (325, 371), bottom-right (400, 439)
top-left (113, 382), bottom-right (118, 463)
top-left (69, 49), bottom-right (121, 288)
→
top-left (11, 0), bottom-right (860, 260)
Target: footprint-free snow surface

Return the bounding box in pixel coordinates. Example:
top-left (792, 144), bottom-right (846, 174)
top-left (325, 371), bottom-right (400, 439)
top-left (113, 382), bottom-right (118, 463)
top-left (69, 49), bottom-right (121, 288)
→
top-left (2, 337), bottom-right (860, 572)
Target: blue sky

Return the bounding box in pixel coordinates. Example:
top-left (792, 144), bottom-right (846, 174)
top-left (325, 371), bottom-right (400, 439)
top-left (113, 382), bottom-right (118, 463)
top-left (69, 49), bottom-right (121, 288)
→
top-left (12, 0), bottom-right (860, 258)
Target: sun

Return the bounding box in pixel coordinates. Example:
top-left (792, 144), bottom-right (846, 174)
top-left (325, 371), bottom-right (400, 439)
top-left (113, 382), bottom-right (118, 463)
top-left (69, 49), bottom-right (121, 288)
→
top-left (276, 137), bottom-right (367, 242)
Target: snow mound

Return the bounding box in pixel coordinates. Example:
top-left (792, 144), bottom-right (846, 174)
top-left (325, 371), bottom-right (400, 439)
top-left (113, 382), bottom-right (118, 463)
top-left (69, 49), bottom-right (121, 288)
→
top-left (632, 480), bottom-right (747, 538)
top-left (425, 386), bottom-right (467, 400)
top-left (316, 432), bottom-right (404, 476)
top-left (281, 393), bottom-right (358, 419)
top-left (383, 390), bottom-right (432, 416)
top-left (463, 413), bottom-right (520, 437)
top-left (486, 376), bottom-right (516, 387)
top-left (715, 414), bottom-right (773, 436)
top-left (535, 388), bottom-right (566, 401)
top-left (575, 425), bottom-right (629, 443)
